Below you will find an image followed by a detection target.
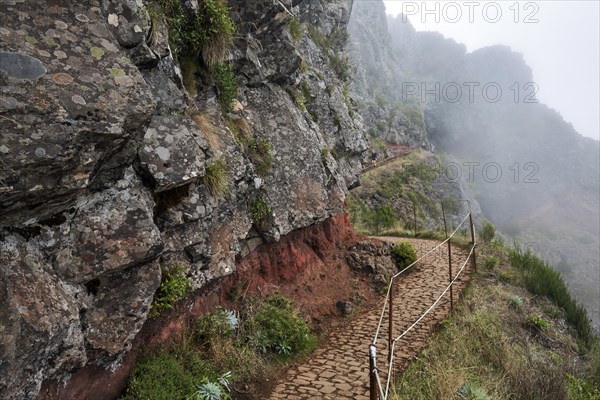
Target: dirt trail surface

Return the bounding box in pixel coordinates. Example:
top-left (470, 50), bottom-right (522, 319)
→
top-left (269, 237), bottom-right (472, 399)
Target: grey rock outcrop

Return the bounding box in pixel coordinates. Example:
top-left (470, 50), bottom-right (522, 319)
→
top-left (0, 0), bottom-right (368, 397)
top-left (0, 1), bottom-right (155, 227)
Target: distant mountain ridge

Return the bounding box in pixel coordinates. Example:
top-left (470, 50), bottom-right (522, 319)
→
top-left (349, 3), bottom-right (599, 330)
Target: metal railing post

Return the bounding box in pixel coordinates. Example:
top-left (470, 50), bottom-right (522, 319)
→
top-left (413, 202), bottom-right (417, 236)
top-left (369, 344), bottom-right (379, 400)
top-left (448, 239), bottom-right (454, 310)
top-left (442, 203), bottom-right (454, 309)
top-left (468, 205), bottom-right (477, 272)
top-left (388, 280), bottom-right (393, 364)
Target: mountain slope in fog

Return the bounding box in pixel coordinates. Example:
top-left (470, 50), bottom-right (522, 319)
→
top-left (355, 11), bottom-right (599, 329)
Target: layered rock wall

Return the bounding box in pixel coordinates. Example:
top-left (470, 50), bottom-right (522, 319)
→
top-left (0, 0), bottom-right (367, 398)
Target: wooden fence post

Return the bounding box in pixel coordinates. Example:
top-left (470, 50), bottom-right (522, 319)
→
top-left (468, 208), bottom-right (477, 272)
top-left (369, 344), bottom-right (378, 400)
top-left (442, 203), bottom-right (454, 309)
top-left (413, 202), bottom-right (417, 236)
top-left (388, 281), bottom-right (393, 364)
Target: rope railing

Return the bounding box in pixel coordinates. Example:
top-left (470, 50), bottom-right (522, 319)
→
top-left (382, 245), bottom-right (475, 396)
top-left (368, 202), bottom-right (478, 400)
top-left (372, 211), bottom-right (471, 345)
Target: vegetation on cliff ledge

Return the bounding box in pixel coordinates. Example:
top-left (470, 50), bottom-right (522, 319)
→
top-left (122, 293), bottom-right (316, 400)
top-left (393, 236), bottom-right (599, 400)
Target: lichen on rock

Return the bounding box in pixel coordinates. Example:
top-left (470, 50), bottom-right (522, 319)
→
top-left (0, 0), bottom-right (369, 398)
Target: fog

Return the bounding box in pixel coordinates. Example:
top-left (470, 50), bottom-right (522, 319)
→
top-left (348, 0), bottom-right (600, 329)
top-left (383, 0), bottom-right (600, 141)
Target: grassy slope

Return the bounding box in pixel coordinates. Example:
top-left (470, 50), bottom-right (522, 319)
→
top-left (349, 151), bottom-right (458, 235)
top-left (393, 241), bottom-right (600, 400)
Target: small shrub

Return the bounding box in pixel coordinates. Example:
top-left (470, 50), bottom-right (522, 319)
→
top-left (332, 113), bottom-right (342, 130)
top-left (391, 242), bottom-right (417, 271)
top-left (541, 303), bottom-right (562, 319)
top-left (203, 157), bottom-right (230, 196)
top-left (121, 349), bottom-right (218, 400)
top-left (400, 103), bottom-right (424, 126)
top-left (372, 137), bottom-right (387, 151)
top-left (192, 381), bottom-right (226, 400)
top-left (236, 132), bottom-right (272, 176)
top-left (527, 315), bottom-right (550, 332)
top-left (301, 81), bottom-right (312, 104)
top-left (151, 264), bottom-right (193, 317)
top-left (365, 204), bottom-right (397, 234)
top-left (197, 0), bottom-right (235, 66)
top-left (329, 51), bottom-right (352, 81)
top-left (483, 255), bottom-right (499, 269)
top-left (212, 62), bottom-right (237, 112)
top-left (250, 196), bottom-right (271, 228)
top-left (375, 120), bottom-right (387, 133)
top-left (442, 195), bottom-right (461, 216)
top-left (510, 247), bottom-right (593, 346)
top-left (227, 279), bottom-right (245, 301)
top-left (508, 295), bottom-right (523, 309)
top-left (159, 0), bottom-right (234, 66)
top-left (124, 293), bottom-right (315, 400)
top-left (566, 374), bottom-right (600, 400)
top-left (196, 307), bottom-right (239, 343)
top-left (291, 89), bottom-right (306, 111)
top-left (342, 85), bottom-right (354, 118)
top-left (307, 25), bottom-right (329, 49)
top-left (251, 294), bottom-right (316, 359)
top-left (480, 221), bottom-right (496, 243)
top-left (299, 59), bottom-right (308, 73)
top-left (226, 116), bottom-right (252, 138)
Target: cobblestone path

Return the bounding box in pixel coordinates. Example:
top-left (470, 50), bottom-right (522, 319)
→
top-left (269, 238), bottom-right (473, 399)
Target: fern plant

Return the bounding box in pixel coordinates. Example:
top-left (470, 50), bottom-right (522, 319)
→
top-left (150, 264), bottom-right (193, 317)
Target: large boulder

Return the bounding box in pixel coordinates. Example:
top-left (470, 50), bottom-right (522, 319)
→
top-left (0, 0), bottom-right (155, 227)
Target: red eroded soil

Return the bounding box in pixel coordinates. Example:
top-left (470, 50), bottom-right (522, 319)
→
top-left (220, 213), bottom-right (375, 322)
top-left (37, 212), bottom-right (376, 400)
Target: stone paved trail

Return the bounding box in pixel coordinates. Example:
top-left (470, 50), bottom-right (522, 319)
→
top-left (269, 238), bottom-right (472, 399)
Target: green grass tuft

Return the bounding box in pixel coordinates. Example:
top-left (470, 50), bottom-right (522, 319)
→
top-left (203, 157), bottom-right (230, 197)
top-left (285, 17), bottom-right (303, 41)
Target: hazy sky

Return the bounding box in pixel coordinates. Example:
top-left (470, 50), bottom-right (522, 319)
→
top-left (383, 1), bottom-right (600, 141)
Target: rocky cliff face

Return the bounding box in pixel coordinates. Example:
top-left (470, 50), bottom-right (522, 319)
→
top-left (347, 1), bottom-right (429, 152)
top-left (0, 0), bottom-right (367, 398)
top-left (346, 2), bottom-right (481, 231)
